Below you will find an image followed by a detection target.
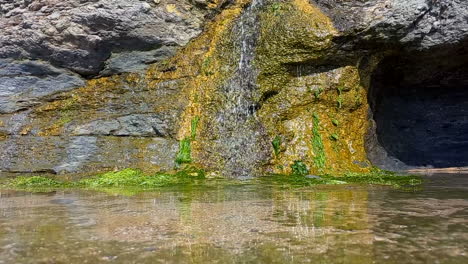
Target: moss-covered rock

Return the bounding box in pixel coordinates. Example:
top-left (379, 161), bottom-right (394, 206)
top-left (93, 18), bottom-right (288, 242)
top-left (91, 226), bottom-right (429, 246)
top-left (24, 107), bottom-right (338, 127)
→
top-left (2, 0), bottom-right (467, 177)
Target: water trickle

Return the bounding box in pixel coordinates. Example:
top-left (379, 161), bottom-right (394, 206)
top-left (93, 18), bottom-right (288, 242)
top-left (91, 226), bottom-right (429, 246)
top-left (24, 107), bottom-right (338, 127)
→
top-left (213, 0), bottom-right (270, 178)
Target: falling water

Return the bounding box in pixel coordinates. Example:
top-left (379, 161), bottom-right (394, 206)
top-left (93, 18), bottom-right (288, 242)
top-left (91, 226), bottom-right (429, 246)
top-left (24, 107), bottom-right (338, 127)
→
top-left (213, 0), bottom-right (270, 178)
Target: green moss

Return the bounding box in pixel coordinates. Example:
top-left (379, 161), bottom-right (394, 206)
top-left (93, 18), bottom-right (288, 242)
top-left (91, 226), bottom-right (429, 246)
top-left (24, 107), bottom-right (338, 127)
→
top-left (78, 168), bottom-right (155, 187)
top-left (262, 174), bottom-right (345, 187)
top-left (191, 116), bottom-right (200, 140)
top-left (291, 160), bottom-right (309, 176)
top-left (175, 137), bottom-right (192, 165)
top-left (272, 135), bottom-right (281, 158)
top-left (176, 116), bottom-right (200, 165)
top-left (1, 168), bottom-right (421, 195)
top-left (202, 57), bottom-right (214, 76)
top-left (269, 2), bottom-right (283, 15)
top-left (2, 167), bottom-right (207, 193)
top-left (330, 133), bottom-right (339, 141)
top-left (312, 113), bottom-right (326, 170)
top-left (78, 168), bottom-right (205, 188)
top-left (313, 87), bottom-right (323, 100)
top-left (339, 169), bottom-right (423, 187)
top-left (262, 168), bottom-right (422, 188)
top-left (6, 176), bottom-right (63, 188)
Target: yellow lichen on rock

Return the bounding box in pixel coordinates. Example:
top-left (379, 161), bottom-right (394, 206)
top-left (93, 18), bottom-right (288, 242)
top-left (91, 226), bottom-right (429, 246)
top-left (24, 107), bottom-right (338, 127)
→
top-left (16, 0), bottom-right (375, 176)
top-left (245, 1), bottom-right (372, 175)
top-left (140, 0), bottom-right (372, 175)
top-left (165, 4), bottom-right (180, 14)
top-left (255, 0), bottom-right (338, 95)
top-left (145, 0), bottom-right (253, 169)
top-left (32, 76), bottom-right (135, 136)
top-left (259, 65), bottom-right (371, 175)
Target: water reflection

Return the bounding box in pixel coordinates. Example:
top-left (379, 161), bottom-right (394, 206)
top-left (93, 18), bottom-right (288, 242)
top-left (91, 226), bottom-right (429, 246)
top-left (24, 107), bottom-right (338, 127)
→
top-left (0, 175), bottom-right (467, 263)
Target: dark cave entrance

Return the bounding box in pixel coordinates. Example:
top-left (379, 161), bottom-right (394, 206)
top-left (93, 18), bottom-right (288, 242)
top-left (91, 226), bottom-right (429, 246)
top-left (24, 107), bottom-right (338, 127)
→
top-left (368, 48), bottom-right (468, 168)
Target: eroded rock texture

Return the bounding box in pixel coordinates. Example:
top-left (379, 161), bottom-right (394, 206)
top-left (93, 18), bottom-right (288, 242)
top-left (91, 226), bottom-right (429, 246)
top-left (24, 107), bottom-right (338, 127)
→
top-left (1, 0), bottom-right (467, 176)
top-left (0, 0), bottom-right (228, 174)
top-left (0, 0), bottom-right (226, 113)
top-left (316, 0), bottom-right (468, 50)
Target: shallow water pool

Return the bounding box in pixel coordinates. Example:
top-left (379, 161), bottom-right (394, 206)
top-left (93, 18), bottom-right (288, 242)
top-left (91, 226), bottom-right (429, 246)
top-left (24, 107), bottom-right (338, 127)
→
top-left (0, 174), bottom-right (467, 263)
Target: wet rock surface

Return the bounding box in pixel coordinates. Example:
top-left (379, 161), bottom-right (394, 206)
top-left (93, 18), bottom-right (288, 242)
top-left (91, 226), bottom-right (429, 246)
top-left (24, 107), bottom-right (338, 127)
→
top-left (0, 136), bottom-right (178, 174)
top-left (0, 0), bottom-right (467, 175)
top-left (0, 0), bottom-right (225, 115)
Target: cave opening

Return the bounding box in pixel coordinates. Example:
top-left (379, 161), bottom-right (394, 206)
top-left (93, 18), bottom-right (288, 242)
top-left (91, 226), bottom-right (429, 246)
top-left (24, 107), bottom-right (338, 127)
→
top-left (368, 48), bottom-right (468, 169)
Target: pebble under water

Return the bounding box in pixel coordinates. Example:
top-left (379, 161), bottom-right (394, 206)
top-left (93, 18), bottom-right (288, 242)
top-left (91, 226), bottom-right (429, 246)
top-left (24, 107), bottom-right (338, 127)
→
top-left (0, 174), bottom-right (467, 263)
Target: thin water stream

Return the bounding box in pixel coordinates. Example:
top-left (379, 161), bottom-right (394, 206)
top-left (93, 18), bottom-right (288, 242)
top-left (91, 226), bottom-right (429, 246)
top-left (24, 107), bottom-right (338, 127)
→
top-left (0, 174), bottom-right (467, 263)
top-left (211, 0), bottom-right (269, 178)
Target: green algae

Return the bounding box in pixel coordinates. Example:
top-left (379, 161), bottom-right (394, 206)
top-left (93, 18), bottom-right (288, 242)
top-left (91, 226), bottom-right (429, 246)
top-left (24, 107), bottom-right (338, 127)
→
top-left (191, 116), bottom-right (200, 140)
top-left (263, 168), bottom-right (422, 189)
top-left (330, 133), bottom-right (339, 141)
top-left (339, 170), bottom-right (423, 187)
top-left (7, 176), bottom-right (63, 188)
top-left (1, 167), bottom-right (422, 195)
top-left (272, 135), bottom-right (281, 158)
top-left (176, 138), bottom-right (192, 165)
top-left (176, 116), bottom-right (200, 165)
top-left (1, 176), bottom-right (73, 193)
top-left (79, 168), bottom-right (205, 188)
top-left (312, 113), bottom-right (326, 170)
top-left (79, 169), bottom-right (174, 188)
top-left (290, 160), bottom-right (309, 176)
top-left (1, 167), bottom-right (206, 192)
top-left (263, 174), bottom-right (345, 187)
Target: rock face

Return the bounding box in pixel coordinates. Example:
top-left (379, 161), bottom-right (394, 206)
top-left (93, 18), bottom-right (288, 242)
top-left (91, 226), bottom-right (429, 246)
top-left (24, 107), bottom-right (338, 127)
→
top-left (316, 0), bottom-right (468, 50)
top-left (0, 59), bottom-right (85, 113)
top-left (0, 0), bottom-right (226, 114)
top-left (312, 0), bottom-right (468, 171)
top-left (0, 136), bottom-right (178, 174)
top-left (0, 0), bottom-right (467, 176)
top-left (0, 0), bottom-right (217, 76)
top-left (0, 0), bottom-right (227, 174)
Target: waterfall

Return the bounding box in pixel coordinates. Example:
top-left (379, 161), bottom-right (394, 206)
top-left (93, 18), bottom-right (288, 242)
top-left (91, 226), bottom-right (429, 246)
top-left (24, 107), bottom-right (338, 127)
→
top-left (213, 0), bottom-right (269, 178)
